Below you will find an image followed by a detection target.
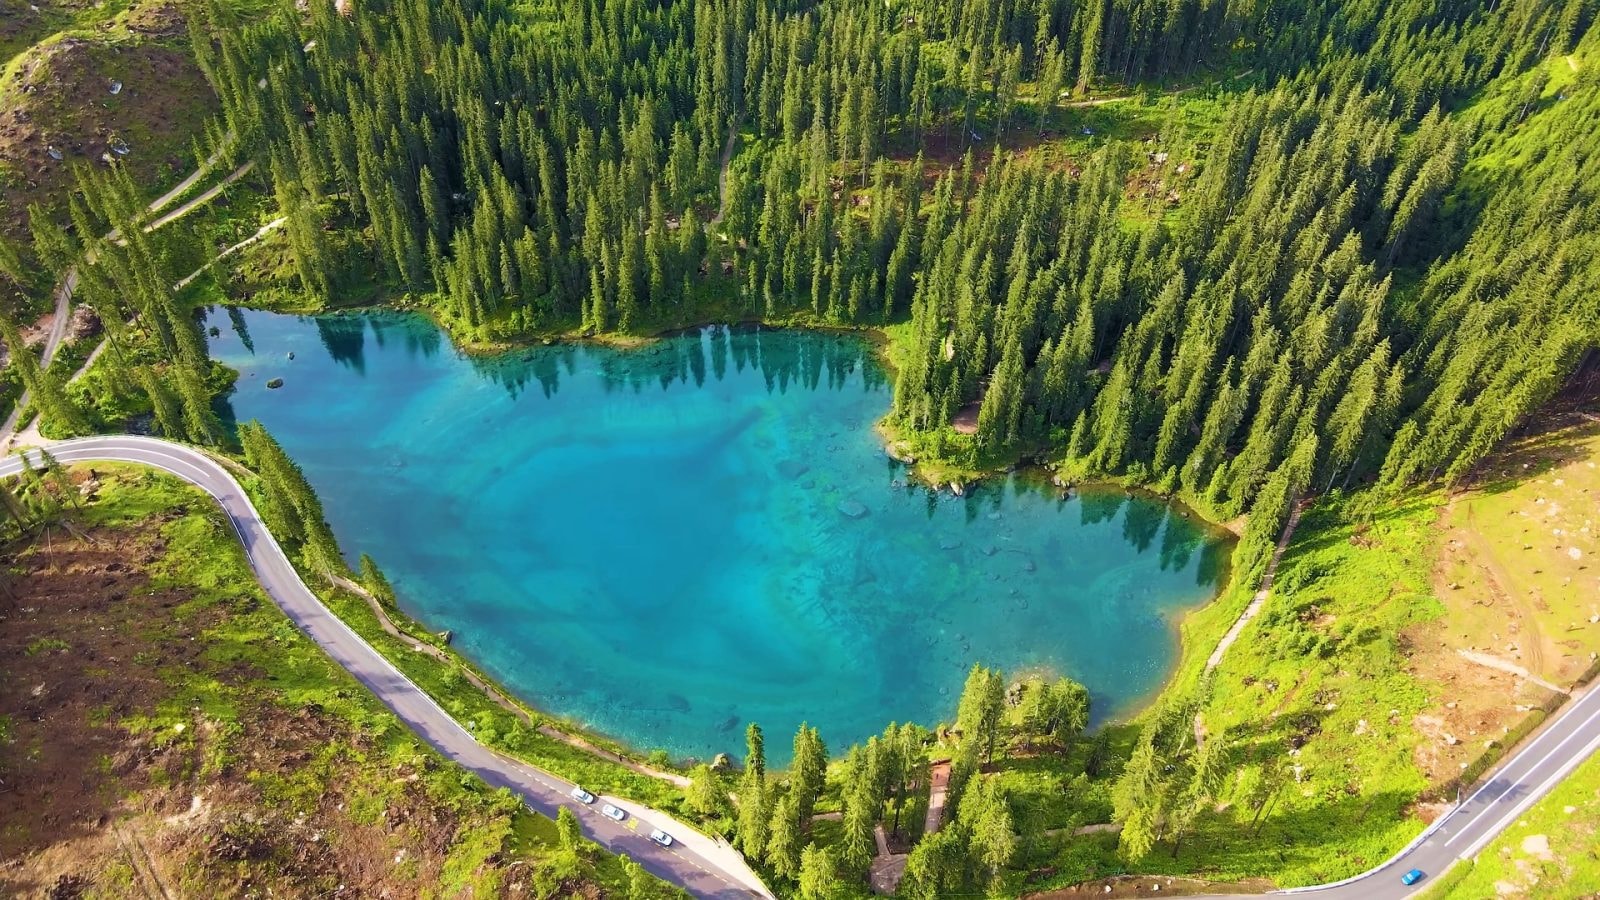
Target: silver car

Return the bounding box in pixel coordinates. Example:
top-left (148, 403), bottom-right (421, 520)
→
top-left (601, 803), bottom-right (626, 822)
top-left (570, 786), bottom-right (595, 804)
top-left (649, 828), bottom-right (674, 847)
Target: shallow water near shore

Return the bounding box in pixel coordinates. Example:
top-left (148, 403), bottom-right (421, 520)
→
top-left (208, 308), bottom-right (1228, 763)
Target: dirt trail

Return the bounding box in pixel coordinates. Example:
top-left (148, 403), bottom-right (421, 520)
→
top-left (709, 124), bottom-right (738, 227)
top-left (1456, 649), bottom-right (1569, 696)
top-left (327, 574), bottom-right (691, 788)
top-left (1456, 501), bottom-right (1549, 679)
top-left (1206, 500), bottom-right (1306, 671)
top-left (923, 760), bottom-right (951, 834)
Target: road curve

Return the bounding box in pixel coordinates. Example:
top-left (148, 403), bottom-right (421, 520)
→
top-left (1249, 674), bottom-right (1600, 899)
top-left (0, 436), bottom-right (769, 900)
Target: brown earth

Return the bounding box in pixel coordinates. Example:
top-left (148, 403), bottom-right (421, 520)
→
top-left (1399, 397), bottom-right (1600, 804)
top-left (0, 0), bottom-right (217, 282)
top-left (0, 474), bottom-right (591, 899)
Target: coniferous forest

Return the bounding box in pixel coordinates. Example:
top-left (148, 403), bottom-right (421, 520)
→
top-left (145, 0), bottom-right (1596, 577)
top-left (3, 0), bottom-right (1600, 895)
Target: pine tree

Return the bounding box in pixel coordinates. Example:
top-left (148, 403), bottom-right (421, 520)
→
top-left (797, 845), bottom-right (840, 899)
top-left (791, 724), bottom-right (828, 826)
top-left (765, 793), bottom-right (802, 879)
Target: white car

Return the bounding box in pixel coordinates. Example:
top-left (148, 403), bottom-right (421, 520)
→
top-left (601, 803), bottom-right (626, 822)
top-left (570, 786), bottom-right (595, 805)
top-left (649, 828), bottom-right (674, 847)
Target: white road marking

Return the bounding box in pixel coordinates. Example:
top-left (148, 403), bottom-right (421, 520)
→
top-left (1443, 697), bottom-right (1600, 847)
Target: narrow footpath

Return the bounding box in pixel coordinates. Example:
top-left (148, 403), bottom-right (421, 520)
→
top-left (1, 145), bottom-right (251, 447)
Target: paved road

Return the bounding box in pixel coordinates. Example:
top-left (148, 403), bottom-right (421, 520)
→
top-left (1193, 675), bottom-right (1600, 899)
top-left (0, 268), bottom-right (76, 440)
top-left (0, 436), bottom-right (770, 900)
top-left (1286, 676), bottom-right (1600, 897)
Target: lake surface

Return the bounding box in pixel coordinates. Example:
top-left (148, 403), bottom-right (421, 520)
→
top-left (208, 308), bottom-right (1229, 762)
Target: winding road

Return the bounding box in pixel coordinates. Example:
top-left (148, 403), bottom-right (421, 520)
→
top-left (0, 436), bottom-right (770, 900)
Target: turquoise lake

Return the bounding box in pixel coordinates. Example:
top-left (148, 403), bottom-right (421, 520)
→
top-left (207, 308), bottom-right (1229, 762)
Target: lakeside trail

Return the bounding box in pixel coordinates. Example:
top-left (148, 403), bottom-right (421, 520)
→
top-left (327, 573), bottom-right (693, 788)
top-left (1194, 499), bottom-right (1304, 749)
top-left (1205, 499), bottom-right (1307, 672)
top-left (923, 759), bottom-right (951, 834)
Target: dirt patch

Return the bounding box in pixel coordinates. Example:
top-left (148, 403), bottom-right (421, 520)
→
top-left (1394, 417), bottom-right (1600, 798)
top-left (1429, 420), bottom-right (1600, 687)
top-left (0, 476), bottom-right (548, 898)
top-left (0, 3), bottom-right (217, 258)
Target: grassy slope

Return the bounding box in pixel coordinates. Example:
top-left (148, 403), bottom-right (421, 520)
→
top-left (0, 463), bottom-right (683, 897)
top-left (0, 0), bottom-right (239, 312)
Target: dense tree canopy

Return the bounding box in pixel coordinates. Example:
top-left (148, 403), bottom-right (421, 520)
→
top-left (180, 0), bottom-right (1598, 561)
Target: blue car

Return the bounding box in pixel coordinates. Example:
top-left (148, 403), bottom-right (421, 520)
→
top-left (1401, 868), bottom-right (1426, 886)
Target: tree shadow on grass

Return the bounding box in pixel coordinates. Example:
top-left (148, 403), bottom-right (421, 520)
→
top-left (1454, 419), bottom-right (1600, 499)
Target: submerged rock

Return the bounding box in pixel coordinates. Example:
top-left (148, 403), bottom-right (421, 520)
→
top-left (939, 537), bottom-right (962, 550)
top-left (837, 498), bottom-right (869, 519)
top-left (777, 459), bottom-right (810, 479)
top-left (265, 377), bottom-right (284, 389)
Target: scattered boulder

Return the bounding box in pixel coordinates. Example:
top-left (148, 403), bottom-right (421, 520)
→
top-left (438, 630), bottom-right (452, 645)
top-left (1520, 833), bottom-right (1552, 860)
top-left (837, 498), bottom-right (869, 519)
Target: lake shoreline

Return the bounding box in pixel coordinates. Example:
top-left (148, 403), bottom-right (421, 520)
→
top-left (217, 301), bottom-right (1246, 764)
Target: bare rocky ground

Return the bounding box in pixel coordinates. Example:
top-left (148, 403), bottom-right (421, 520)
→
top-left (0, 469), bottom-right (614, 899)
